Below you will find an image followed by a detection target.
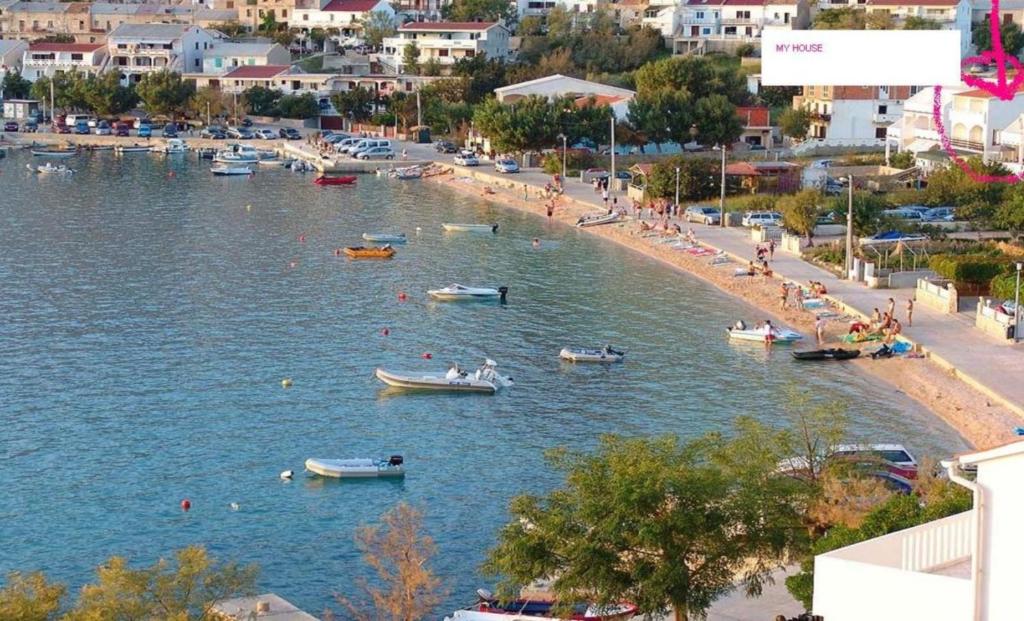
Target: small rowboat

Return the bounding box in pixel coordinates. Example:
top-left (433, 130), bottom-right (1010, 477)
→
top-left (314, 175), bottom-right (357, 186)
top-left (792, 348), bottom-right (861, 361)
top-left (442, 223), bottom-right (499, 233)
top-left (428, 284), bottom-right (507, 301)
top-left (576, 212), bottom-right (621, 228)
top-left (447, 590), bottom-right (639, 621)
top-left (115, 145), bottom-right (152, 153)
top-left (344, 245), bottom-right (395, 259)
top-left (375, 361), bottom-right (512, 394)
top-left (362, 233), bottom-right (407, 243)
top-left (259, 158), bottom-right (294, 167)
top-left (305, 456), bottom-right (405, 479)
top-left (559, 347), bottom-right (625, 363)
top-left (726, 327), bottom-right (803, 343)
top-left (211, 165), bottom-right (253, 176)
top-left (31, 147), bottom-right (77, 157)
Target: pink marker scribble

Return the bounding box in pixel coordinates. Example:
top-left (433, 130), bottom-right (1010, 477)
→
top-left (931, 0), bottom-right (1024, 184)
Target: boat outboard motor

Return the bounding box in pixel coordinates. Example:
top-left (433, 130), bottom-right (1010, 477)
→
top-left (498, 286), bottom-right (509, 303)
top-left (389, 455), bottom-right (404, 466)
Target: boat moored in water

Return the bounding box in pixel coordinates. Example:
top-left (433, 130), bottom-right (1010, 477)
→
top-left (726, 326), bottom-right (803, 343)
top-left (213, 144), bottom-right (261, 164)
top-left (156, 138), bottom-right (187, 154)
top-left (115, 144), bottom-right (152, 154)
top-left (344, 245), bottom-right (395, 259)
top-left (304, 456), bottom-right (405, 478)
top-left (31, 146), bottom-right (77, 157)
top-left (442, 223), bottom-right (499, 233)
top-left (314, 175), bottom-right (357, 186)
top-left (427, 284), bottom-right (507, 301)
top-left (211, 164), bottom-right (253, 176)
top-left (28, 163), bottom-right (74, 175)
top-left (362, 233), bottom-right (407, 243)
top-left (559, 346), bottom-right (625, 363)
top-left (375, 360), bottom-right (512, 393)
top-left (393, 166), bottom-right (423, 180)
top-left (792, 348), bottom-right (861, 361)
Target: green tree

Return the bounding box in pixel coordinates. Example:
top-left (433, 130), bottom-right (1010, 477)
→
top-left (627, 90), bottom-right (692, 150)
top-left (451, 55), bottom-right (507, 104)
top-left (36, 34), bottom-right (75, 43)
top-left (189, 85), bottom-right (230, 121)
top-left (923, 156), bottom-right (1008, 223)
top-left (633, 56), bottom-right (748, 103)
top-left (995, 184), bottom-right (1024, 232)
top-left (973, 19), bottom-right (1024, 56)
top-left (421, 57), bottom-right (443, 76)
top-left (647, 156), bottom-right (720, 201)
top-left (333, 503), bottom-right (446, 621)
top-left (778, 107), bottom-right (810, 141)
top-left (1, 70), bottom-right (32, 99)
top-left (273, 29), bottom-right (295, 48)
top-left (82, 71), bottom-right (138, 116)
top-left (865, 11), bottom-right (893, 29)
top-left (258, 10), bottom-right (279, 33)
top-left (0, 571), bottom-right (65, 621)
top-left (518, 15), bottom-right (544, 36)
top-left (758, 85), bottom-right (801, 109)
top-left (30, 73), bottom-right (89, 111)
top-left (331, 86), bottom-right (375, 121)
top-left (828, 191), bottom-right (889, 236)
top-left (136, 70), bottom-right (194, 118)
top-left (402, 41), bottom-right (421, 75)
top-left (693, 94), bottom-right (742, 147)
top-left (64, 546), bottom-right (257, 621)
top-left (484, 426), bottom-right (808, 621)
top-left (443, 0), bottom-right (514, 22)
top-left (309, 27), bottom-right (327, 50)
top-left (546, 5), bottom-right (574, 40)
top-left (903, 16), bottom-right (941, 29)
top-left (473, 95), bottom-right (609, 153)
top-left (779, 189), bottom-right (823, 245)
top-left (276, 93), bottom-right (319, 119)
top-left (243, 85), bottom-right (281, 116)
top-left (209, 21), bottom-right (247, 37)
top-left (361, 10), bottom-right (396, 48)
top-left (889, 151), bottom-right (915, 169)
top-left (812, 7), bottom-right (865, 29)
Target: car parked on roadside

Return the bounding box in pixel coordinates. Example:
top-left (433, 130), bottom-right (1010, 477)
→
top-left (355, 146), bottom-right (395, 160)
top-left (324, 133), bottom-right (348, 144)
top-left (495, 159), bottom-right (520, 174)
top-left (279, 127), bottom-right (302, 140)
top-left (923, 207), bottom-right (955, 222)
top-left (133, 117), bottom-right (151, 129)
top-left (21, 119), bottom-right (38, 133)
top-left (95, 120), bottom-right (112, 136)
top-left (74, 120), bottom-right (91, 135)
top-left (227, 127), bottom-right (254, 140)
top-left (881, 208), bottom-right (924, 221)
top-left (254, 128), bottom-right (276, 140)
top-left (741, 211), bottom-right (782, 227)
top-left (162, 124), bottom-right (178, 138)
top-left (454, 151), bottom-right (479, 166)
top-left (137, 124), bottom-right (152, 138)
top-left (4, 120), bottom-right (20, 132)
top-left (435, 141), bottom-right (458, 154)
top-left (200, 126), bottom-right (226, 139)
top-left (114, 122), bottom-right (130, 137)
top-left (54, 123), bottom-right (72, 134)
top-left (684, 205), bottom-right (722, 225)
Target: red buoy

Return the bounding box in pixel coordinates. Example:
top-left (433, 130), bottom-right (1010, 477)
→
top-left (421, 352), bottom-right (432, 359)
top-left (381, 328), bottom-right (390, 336)
top-left (334, 248), bottom-right (342, 256)
top-left (398, 292), bottom-right (408, 302)
top-left (299, 234), bottom-right (306, 242)
top-left (181, 499), bottom-right (191, 511)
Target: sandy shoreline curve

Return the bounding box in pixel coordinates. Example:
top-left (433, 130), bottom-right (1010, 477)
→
top-left (425, 170), bottom-right (1022, 451)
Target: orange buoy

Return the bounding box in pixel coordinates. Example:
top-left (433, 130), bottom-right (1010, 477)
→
top-left (381, 328), bottom-right (390, 336)
top-left (421, 352), bottom-right (432, 359)
top-left (398, 292), bottom-right (408, 301)
top-left (181, 499), bottom-right (191, 511)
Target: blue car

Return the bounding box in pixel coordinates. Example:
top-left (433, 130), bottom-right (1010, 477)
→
top-left (74, 121), bottom-right (90, 135)
top-left (137, 124), bottom-right (152, 138)
top-left (162, 125), bottom-right (178, 138)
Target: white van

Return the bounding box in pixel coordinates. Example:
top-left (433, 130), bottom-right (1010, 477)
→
top-left (348, 139), bottom-right (391, 156)
top-left (335, 137), bottom-right (360, 152)
top-left (64, 114), bottom-right (94, 127)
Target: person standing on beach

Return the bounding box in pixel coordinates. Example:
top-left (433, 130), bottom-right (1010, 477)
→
top-left (815, 315), bottom-right (827, 345)
top-left (779, 283), bottom-right (788, 310)
top-left (602, 186), bottom-right (609, 209)
top-left (887, 297), bottom-right (896, 320)
top-left (795, 285), bottom-right (804, 310)
top-left (523, 184), bottom-right (529, 201)
top-left (769, 238), bottom-right (776, 260)
top-left (906, 298), bottom-right (914, 327)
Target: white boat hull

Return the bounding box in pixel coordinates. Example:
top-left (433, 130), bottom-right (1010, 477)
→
top-left (211, 166), bottom-right (253, 176)
top-left (375, 368), bottom-right (507, 393)
top-left (305, 458), bottom-right (405, 478)
top-left (442, 223), bottom-right (499, 233)
top-left (576, 212), bottom-right (621, 228)
top-left (428, 285), bottom-right (504, 301)
top-left (559, 347), bottom-right (625, 363)
top-left (727, 328), bottom-right (803, 343)
top-left (363, 233), bottom-right (407, 243)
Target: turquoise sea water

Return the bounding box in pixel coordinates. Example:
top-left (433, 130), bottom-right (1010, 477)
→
top-left (0, 149), bottom-right (966, 615)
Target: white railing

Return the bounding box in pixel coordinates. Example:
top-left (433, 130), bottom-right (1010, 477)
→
top-left (873, 112), bottom-right (901, 124)
top-left (901, 511), bottom-right (974, 572)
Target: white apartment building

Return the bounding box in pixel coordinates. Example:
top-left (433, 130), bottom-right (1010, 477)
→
top-left (292, 0), bottom-right (395, 38)
top-left (793, 85), bottom-right (918, 151)
top-left (672, 0), bottom-right (809, 54)
top-left (380, 21), bottom-right (511, 74)
top-left (0, 39), bottom-right (28, 78)
top-left (20, 42), bottom-right (108, 81)
top-left (516, 0), bottom-right (600, 18)
top-left (813, 439), bottom-right (1024, 621)
top-left (188, 64), bottom-right (341, 97)
top-left (201, 42), bottom-right (290, 73)
top-left (105, 23), bottom-right (218, 84)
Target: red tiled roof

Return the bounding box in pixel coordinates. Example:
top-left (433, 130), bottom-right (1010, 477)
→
top-left (957, 83), bottom-right (1024, 99)
top-left (736, 106), bottom-right (770, 127)
top-left (685, 0), bottom-right (724, 5)
top-left (399, 21), bottom-right (499, 31)
top-left (28, 42), bottom-right (105, 53)
top-left (223, 64), bottom-right (289, 79)
top-left (322, 0), bottom-right (381, 11)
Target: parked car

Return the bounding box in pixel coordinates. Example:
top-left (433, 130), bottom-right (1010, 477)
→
top-left (881, 208), bottom-right (924, 221)
top-left (334, 137), bottom-right (360, 152)
top-left (435, 141), bottom-right (458, 154)
top-left (95, 120), bottom-right (112, 136)
top-left (923, 207), bottom-right (955, 222)
top-left (684, 205), bottom-right (721, 225)
top-left (324, 133), bottom-right (347, 144)
top-left (22, 119), bottom-right (38, 133)
top-left (162, 124), bottom-right (178, 138)
top-left (132, 117), bottom-right (151, 129)
top-left (54, 123), bottom-right (72, 134)
top-left (114, 123), bottom-right (130, 137)
top-left (137, 124), bottom-right (152, 138)
top-left (227, 127), bottom-right (254, 140)
top-left (355, 146), bottom-right (395, 160)
top-left (348, 139), bottom-right (390, 156)
top-left (495, 159), bottom-right (520, 174)
top-left (741, 211), bottom-right (782, 227)
top-left (454, 152), bottom-right (479, 166)
top-left (279, 127), bottom-right (302, 140)
top-left (74, 120), bottom-right (91, 135)
top-left (201, 126), bottom-right (227, 140)
top-left (254, 128), bottom-right (276, 140)
top-left (4, 120), bottom-right (19, 132)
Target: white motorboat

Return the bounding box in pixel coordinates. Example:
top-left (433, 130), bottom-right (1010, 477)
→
top-left (157, 138), bottom-right (187, 154)
top-left (576, 212), bottom-right (621, 228)
top-left (375, 360), bottom-right (512, 394)
top-left (559, 346), bottom-right (625, 363)
top-left (211, 164), bottom-right (253, 176)
top-left (393, 166), bottom-right (423, 180)
top-left (114, 144), bottom-right (152, 153)
top-left (28, 163), bottom-right (74, 175)
top-left (305, 456), bottom-right (405, 479)
top-left (213, 144), bottom-right (260, 164)
top-left (258, 157), bottom-right (294, 167)
top-left (442, 223), bottom-right (499, 233)
top-left (362, 233), bottom-right (407, 243)
top-left (726, 326), bottom-right (803, 343)
top-left (428, 284), bottom-right (507, 301)
top-left (31, 147), bottom-right (77, 157)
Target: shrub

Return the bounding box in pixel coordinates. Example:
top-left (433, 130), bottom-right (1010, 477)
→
top-left (541, 149), bottom-right (597, 176)
top-left (889, 151), bottom-right (915, 169)
top-left (990, 271), bottom-right (1022, 300)
top-left (929, 254), bottom-right (1011, 285)
top-left (735, 43), bottom-right (756, 58)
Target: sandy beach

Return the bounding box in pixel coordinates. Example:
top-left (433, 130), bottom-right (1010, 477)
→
top-left (428, 170), bottom-right (1022, 450)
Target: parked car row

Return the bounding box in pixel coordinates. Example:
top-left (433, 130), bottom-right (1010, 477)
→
top-left (882, 206), bottom-right (956, 222)
top-left (197, 126), bottom-right (301, 140)
top-left (332, 135), bottom-right (396, 160)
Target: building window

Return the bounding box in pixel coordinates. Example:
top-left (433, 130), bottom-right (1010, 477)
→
top-left (875, 127), bottom-right (886, 139)
top-left (194, 58), bottom-right (200, 68)
top-left (438, 48), bottom-right (449, 56)
top-left (696, 10), bottom-right (704, 18)
top-left (303, 13), bottom-right (308, 20)
top-left (71, 53), bottom-right (83, 60)
top-left (282, 9), bottom-right (287, 17)
top-left (878, 104), bottom-right (887, 114)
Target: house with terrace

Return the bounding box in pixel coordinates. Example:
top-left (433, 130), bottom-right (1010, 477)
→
top-left (380, 21), bottom-right (511, 74)
top-left (291, 0), bottom-right (395, 42)
top-left (105, 23), bottom-right (217, 84)
top-left (201, 42), bottom-right (290, 73)
top-left (20, 41), bottom-right (107, 81)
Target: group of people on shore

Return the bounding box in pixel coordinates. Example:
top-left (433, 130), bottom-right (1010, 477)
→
top-left (848, 296), bottom-right (913, 345)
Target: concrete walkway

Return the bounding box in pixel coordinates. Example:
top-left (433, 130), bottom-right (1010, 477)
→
top-left (388, 137), bottom-right (1024, 415)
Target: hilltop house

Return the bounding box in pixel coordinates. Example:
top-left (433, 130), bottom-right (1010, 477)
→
top-left (380, 21), bottom-right (511, 74)
top-left (292, 0), bottom-right (395, 41)
top-left (671, 0), bottom-right (810, 55)
top-left (793, 85), bottom-right (918, 148)
top-left (201, 42), bottom-right (290, 73)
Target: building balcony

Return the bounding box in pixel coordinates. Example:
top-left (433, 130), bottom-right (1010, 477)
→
top-left (873, 112), bottom-right (900, 124)
top-left (680, 16), bottom-right (720, 24)
top-left (811, 112), bottom-right (832, 122)
top-left (24, 58), bottom-right (99, 67)
top-left (949, 137), bottom-right (985, 151)
top-left (721, 17), bottom-right (764, 25)
top-left (813, 512), bottom-right (974, 621)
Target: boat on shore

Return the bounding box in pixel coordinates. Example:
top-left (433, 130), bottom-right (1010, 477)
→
top-left (393, 166), bottom-right (423, 180)
top-left (314, 175), bottom-right (357, 186)
top-left (576, 212), bottom-right (621, 228)
top-left (305, 456), bottom-right (405, 479)
top-left (726, 326), bottom-right (803, 343)
top-left (362, 233), bottom-right (407, 243)
top-left (792, 348), bottom-right (860, 361)
top-left (559, 346), bottom-right (625, 363)
top-left (442, 223), bottom-right (499, 233)
top-left (31, 146), bottom-right (77, 157)
top-left (375, 360), bottom-right (512, 393)
top-left (211, 164), bottom-right (253, 176)
top-left (344, 245), bottom-right (395, 259)
top-left (28, 163), bottom-right (74, 175)
top-left (427, 284), bottom-right (507, 301)
top-left (445, 589), bottom-right (638, 621)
